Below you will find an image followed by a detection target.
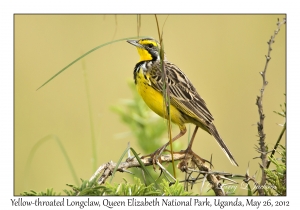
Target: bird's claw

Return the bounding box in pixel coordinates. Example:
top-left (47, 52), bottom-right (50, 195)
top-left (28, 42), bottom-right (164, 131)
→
top-left (141, 148), bottom-right (164, 171)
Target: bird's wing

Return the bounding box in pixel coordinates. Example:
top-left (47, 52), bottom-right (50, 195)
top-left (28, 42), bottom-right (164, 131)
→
top-left (149, 61), bottom-right (214, 125)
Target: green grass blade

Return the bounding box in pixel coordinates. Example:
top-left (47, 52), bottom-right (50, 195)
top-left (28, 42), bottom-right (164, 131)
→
top-left (24, 134), bottom-right (79, 189)
top-left (154, 15), bottom-right (176, 179)
top-left (36, 36), bottom-right (147, 91)
top-left (187, 124), bottom-right (191, 144)
top-left (247, 184), bottom-right (253, 196)
top-left (129, 147), bottom-right (160, 190)
top-left (109, 143), bottom-right (130, 183)
top-left (81, 60), bottom-right (97, 172)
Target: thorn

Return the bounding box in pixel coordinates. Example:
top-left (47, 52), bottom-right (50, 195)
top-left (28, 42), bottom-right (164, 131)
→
top-left (200, 174), bottom-right (207, 195)
top-left (265, 81), bottom-right (268, 85)
top-left (254, 170), bottom-right (258, 178)
top-left (126, 156), bottom-right (135, 162)
top-left (265, 150), bottom-right (274, 154)
top-left (127, 142), bottom-right (131, 158)
top-left (121, 169), bottom-right (134, 174)
top-left (246, 162), bottom-right (250, 176)
top-left (156, 161), bottom-right (176, 181)
top-left (222, 176), bottom-right (238, 184)
top-left (259, 71), bottom-right (263, 75)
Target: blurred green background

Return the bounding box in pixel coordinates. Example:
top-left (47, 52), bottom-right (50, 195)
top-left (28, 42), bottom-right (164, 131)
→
top-left (14, 15), bottom-right (286, 195)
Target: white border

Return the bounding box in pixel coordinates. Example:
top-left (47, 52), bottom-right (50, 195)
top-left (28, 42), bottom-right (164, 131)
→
top-left (1, 0), bottom-right (297, 209)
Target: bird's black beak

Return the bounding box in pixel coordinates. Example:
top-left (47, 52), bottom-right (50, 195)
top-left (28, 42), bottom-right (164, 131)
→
top-left (127, 40), bottom-right (142, 48)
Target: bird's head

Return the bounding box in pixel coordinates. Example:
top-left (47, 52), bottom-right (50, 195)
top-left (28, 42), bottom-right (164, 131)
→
top-left (127, 38), bottom-right (164, 62)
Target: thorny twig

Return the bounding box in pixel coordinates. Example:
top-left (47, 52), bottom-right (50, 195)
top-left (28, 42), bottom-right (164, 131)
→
top-left (255, 18), bottom-right (286, 196)
top-left (90, 151), bottom-right (243, 196)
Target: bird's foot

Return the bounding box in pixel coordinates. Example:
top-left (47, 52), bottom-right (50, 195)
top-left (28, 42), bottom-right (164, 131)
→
top-left (141, 147), bottom-right (165, 171)
top-left (175, 147), bottom-right (213, 172)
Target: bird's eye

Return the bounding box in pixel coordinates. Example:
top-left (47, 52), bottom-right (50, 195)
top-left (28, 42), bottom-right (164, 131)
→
top-left (148, 43), bottom-right (154, 48)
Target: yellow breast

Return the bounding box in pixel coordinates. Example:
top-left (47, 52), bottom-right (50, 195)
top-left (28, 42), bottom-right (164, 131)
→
top-left (135, 68), bottom-right (184, 126)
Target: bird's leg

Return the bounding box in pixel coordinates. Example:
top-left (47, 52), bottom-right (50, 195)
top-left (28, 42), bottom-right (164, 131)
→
top-left (186, 126), bottom-right (198, 152)
top-left (141, 127), bottom-right (186, 170)
top-left (176, 126), bottom-right (212, 170)
top-left (176, 126), bottom-right (198, 159)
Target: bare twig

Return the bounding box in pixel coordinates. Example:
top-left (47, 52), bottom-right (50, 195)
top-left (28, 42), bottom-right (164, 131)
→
top-left (90, 151), bottom-right (243, 196)
top-left (244, 172), bottom-right (261, 193)
top-left (255, 18), bottom-right (286, 196)
top-left (243, 162), bottom-right (261, 195)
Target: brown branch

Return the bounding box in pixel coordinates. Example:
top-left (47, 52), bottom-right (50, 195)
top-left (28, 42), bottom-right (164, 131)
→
top-left (190, 152), bottom-right (225, 196)
top-left (90, 151), bottom-right (241, 196)
top-left (255, 18), bottom-right (286, 196)
top-left (244, 172), bottom-right (261, 194)
top-left (89, 153), bottom-right (188, 184)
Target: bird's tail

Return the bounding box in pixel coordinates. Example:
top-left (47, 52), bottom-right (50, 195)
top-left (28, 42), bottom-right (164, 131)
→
top-left (209, 124), bottom-right (238, 166)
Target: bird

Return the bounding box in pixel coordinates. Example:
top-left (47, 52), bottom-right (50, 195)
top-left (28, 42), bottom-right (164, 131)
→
top-left (127, 37), bottom-right (238, 166)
